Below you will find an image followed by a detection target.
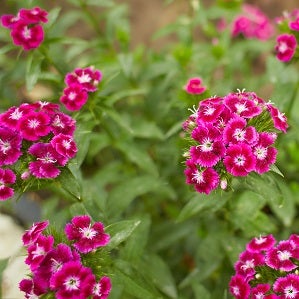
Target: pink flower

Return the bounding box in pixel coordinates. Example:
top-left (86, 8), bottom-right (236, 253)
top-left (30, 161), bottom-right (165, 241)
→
top-left (51, 134), bottom-right (77, 159)
top-left (251, 284), bottom-right (278, 299)
top-left (25, 235), bottom-right (54, 271)
top-left (60, 84), bottom-right (88, 111)
top-left (184, 77), bottom-right (206, 95)
top-left (19, 278), bottom-right (44, 299)
top-left (275, 34), bottom-right (297, 62)
top-left (92, 276), bottom-right (112, 299)
top-left (65, 215), bottom-right (110, 254)
top-left (10, 20), bottom-right (45, 50)
top-left (0, 168), bottom-right (16, 200)
top-left (267, 104), bottom-right (288, 133)
top-left (184, 160), bottom-right (220, 194)
top-left (28, 143), bottom-right (68, 179)
top-left (65, 67), bottom-right (102, 92)
top-left (22, 220), bottom-right (49, 246)
top-left (51, 112), bottom-right (76, 136)
top-left (273, 274), bottom-right (299, 299)
top-left (246, 235), bottom-right (276, 253)
top-left (253, 132), bottom-right (277, 174)
top-left (0, 13), bottom-right (21, 28)
top-left (50, 261), bottom-right (95, 299)
top-left (197, 97), bottom-right (224, 123)
top-left (18, 111), bottom-right (51, 141)
top-left (31, 101), bottom-right (60, 115)
top-left (229, 274), bottom-right (250, 299)
top-left (19, 7), bottom-right (48, 24)
top-left (224, 143), bottom-right (256, 176)
top-left (0, 126), bottom-right (22, 166)
top-left (0, 104), bottom-right (31, 130)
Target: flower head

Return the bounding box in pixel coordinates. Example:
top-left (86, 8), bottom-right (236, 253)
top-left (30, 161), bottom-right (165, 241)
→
top-left (275, 34), bottom-right (297, 62)
top-left (22, 220), bottom-right (49, 246)
top-left (184, 77), bottom-right (206, 95)
top-left (0, 168), bottom-right (16, 200)
top-left (92, 276), bottom-right (112, 299)
top-left (60, 84), bottom-right (88, 111)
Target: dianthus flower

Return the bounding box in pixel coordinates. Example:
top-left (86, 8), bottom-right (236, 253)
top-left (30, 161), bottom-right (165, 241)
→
top-left (275, 34), bottom-right (297, 62)
top-left (0, 168), bottom-right (16, 200)
top-left (229, 234), bottom-right (299, 298)
top-left (184, 77), bottom-right (206, 95)
top-left (65, 215), bottom-right (110, 254)
top-left (92, 276), bottom-right (112, 299)
top-left (22, 220), bottom-right (49, 246)
top-left (60, 83), bottom-right (88, 111)
top-left (1, 7), bottom-right (48, 50)
top-left (183, 90), bottom-right (287, 194)
top-left (231, 4), bottom-right (274, 41)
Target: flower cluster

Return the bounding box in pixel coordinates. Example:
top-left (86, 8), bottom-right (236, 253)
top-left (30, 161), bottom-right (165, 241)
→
top-left (0, 7), bottom-right (48, 50)
top-left (231, 4), bottom-right (274, 41)
top-left (60, 67), bottom-right (102, 111)
top-left (275, 9), bottom-right (299, 62)
top-left (20, 215), bottom-right (111, 299)
top-left (0, 101), bottom-right (77, 200)
top-left (229, 234), bottom-right (299, 299)
top-left (182, 90), bottom-right (288, 194)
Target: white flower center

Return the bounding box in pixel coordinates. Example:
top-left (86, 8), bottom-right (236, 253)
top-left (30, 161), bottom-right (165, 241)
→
top-left (285, 285), bottom-right (298, 298)
top-left (241, 259), bottom-right (255, 271)
top-left (192, 170), bottom-right (204, 184)
top-left (278, 250), bottom-right (291, 261)
top-left (64, 276), bottom-right (80, 291)
top-left (255, 236), bottom-right (266, 244)
top-left (9, 108), bottom-right (23, 120)
top-left (31, 245), bottom-right (45, 259)
top-left (68, 92), bottom-right (77, 101)
top-left (0, 139), bottom-right (11, 154)
top-left (80, 225), bottom-right (97, 239)
top-left (203, 106), bottom-right (215, 116)
top-left (62, 139), bottom-right (71, 149)
top-left (254, 146), bottom-right (267, 160)
top-left (235, 103), bottom-right (247, 114)
top-left (37, 153), bottom-right (57, 164)
top-left (52, 116), bottom-right (64, 128)
top-left (28, 119), bottom-right (40, 129)
top-left (278, 42), bottom-right (288, 53)
top-left (233, 128), bottom-right (245, 141)
top-left (199, 138), bottom-right (213, 152)
top-left (78, 73), bottom-right (91, 84)
top-left (256, 292), bottom-right (265, 299)
top-left (23, 27), bottom-right (31, 39)
top-left (93, 283), bottom-right (102, 296)
top-left (234, 155), bottom-right (245, 166)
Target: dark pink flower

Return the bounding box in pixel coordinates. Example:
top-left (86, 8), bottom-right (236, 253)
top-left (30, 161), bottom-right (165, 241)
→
top-left (19, 7), bottom-right (48, 24)
top-left (229, 274), bottom-right (250, 299)
top-left (190, 123), bottom-right (225, 167)
top-left (65, 67), bottom-right (102, 92)
top-left (60, 84), bottom-right (89, 111)
top-left (51, 134), bottom-right (77, 159)
top-left (224, 143), bottom-right (256, 176)
top-left (223, 116), bottom-right (258, 145)
top-left (22, 220), bottom-right (49, 246)
top-left (28, 143), bottom-right (68, 179)
top-left (290, 17), bottom-right (299, 31)
top-left (253, 132), bottom-right (277, 174)
top-left (184, 77), bottom-right (206, 95)
top-left (31, 101), bottom-right (60, 115)
top-left (51, 112), bottom-right (76, 136)
top-left (65, 215), bottom-right (110, 254)
top-left (0, 13), bottom-right (21, 28)
top-left (19, 278), bottom-right (45, 299)
top-left (275, 34), bottom-right (297, 62)
top-left (0, 168), bottom-right (16, 201)
top-left (246, 235), bottom-right (276, 253)
top-left (197, 98), bottom-right (224, 123)
top-left (18, 111), bottom-right (51, 141)
top-left (251, 284), bottom-right (278, 299)
top-left (0, 126), bottom-right (22, 166)
top-left (267, 104), bottom-right (288, 133)
top-left (273, 274), bottom-right (299, 299)
top-left (0, 104), bottom-right (31, 130)
top-left (10, 20), bottom-right (45, 50)
top-left (25, 235), bottom-right (54, 271)
top-left (50, 261), bottom-right (95, 299)
top-left (92, 276), bottom-right (112, 299)
top-left (184, 160), bottom-right (220, 194)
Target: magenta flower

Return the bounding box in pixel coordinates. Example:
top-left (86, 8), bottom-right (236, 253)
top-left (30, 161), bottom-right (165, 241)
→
top-left (25, 235), bottom-right (54, 271)
top-left (251, 284), bottom-right (278, 299)
top-left (19, 7), bottom-right (48, 24)
top-left (229, 274), bottom-right (250, 299)
top-left (50, 261), bottom-right (95, 299)
top-left (18, 111), bottom-right (51, 141)
top-left (22, 220), bottom-right (49, 246)
top-left (60, 84), bottom-right (88, 111)
top-left (10, 21), bottom-right (45, 50)
top-left (0, 104), bottom-right (31, 130)
top-left (92, 276), bottom-right (112, 299)
top-left (0, 168), bottom-right (16, 201)
top-left (253, 132), bottom-right (277, 174)
top-left (65, 215), bottom-right (110, 254)
top-left (0, 13), bottom-right (21, 28)
top-left (184, 77), bottom-right (206, 95)
top-left (51, 134), bottom-right (77, 159)
top-left (65, 67), bottom-right (102, 92)
top-left (224, 143), bottom-right (256, 176)
top-left (0, 126), bottom-right (22, 166)
top-left (190, 123), bottom-right (225, 167)
top-left (19, 278), bottom-right (44, 299)
top-left (290, 17), bottom-right (299, 31)
top-left (184, 160), bottom-right (220, 194)
top-left (197, 97), bottom-right (224, 124)
top-left (275, 34), bottom-right (297, 62)
top-left (273, 274), bottom-right (299, 299)
top-left (246, 234), bottom-right (276, 253)
top-left (51, 112), bottom-right (76, 136)
top-left (31, 101), bottom-right (60, 115)
top-left (267, 104), bottom-right (288, 133)
top-left (28, 142), bottom-right (67, 179)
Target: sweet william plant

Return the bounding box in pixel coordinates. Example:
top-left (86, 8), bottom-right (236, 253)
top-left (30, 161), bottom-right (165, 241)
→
top-left (1, 1), bottom-right (299, 298)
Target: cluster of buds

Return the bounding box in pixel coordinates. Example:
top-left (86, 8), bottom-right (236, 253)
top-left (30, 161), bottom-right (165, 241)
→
top-left (60, 67), bottom-right (102, 111)
top-left (229, 234), bottom-right (299, 299)
top-left (19, 215), bottom-right (111, 299)
top-left (275, 9), bottom-right (299, 62)
top-left (0, 7), bottom-right (48, 50)
top-left (182, 90), bottom-right (288, 194)
top-left (0, 101), bottom-right (77, 200)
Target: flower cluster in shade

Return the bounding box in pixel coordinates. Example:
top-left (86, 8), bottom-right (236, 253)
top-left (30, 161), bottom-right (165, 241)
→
top-left (19, 215), bottom-right (111, 299)
top-left (0, 7), bottom-right (48, 50)
top-left (0, 101), bottom-right (77, 200)
top-left (275, 9), bottom-right (299, 62)
top-left (229, 234), bottom-right (299, 299)
top-left (182, 90), bottom-right (288, 194)
top-left (60, 66), bottom-right (102, 111)
top-left (231, 4), bottom-right (274, 41)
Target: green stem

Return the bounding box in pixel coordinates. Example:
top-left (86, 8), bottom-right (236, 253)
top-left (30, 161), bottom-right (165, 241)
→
top-left (285, 79), bottom-right (299, 121)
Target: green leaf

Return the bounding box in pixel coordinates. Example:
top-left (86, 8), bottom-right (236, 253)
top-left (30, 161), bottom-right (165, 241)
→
top-left (192, 283), bottom-right (210, 299)
top-left (45, 7), bottom-right (62, 29)
top-left (106, 219), bottom-right (141, 250)
top-left (26, 52), bottom-right (43, 91)
top-left (108, 88), bottom-right (147, 106)
top-left (270, 164), bottom-right (284, 177)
